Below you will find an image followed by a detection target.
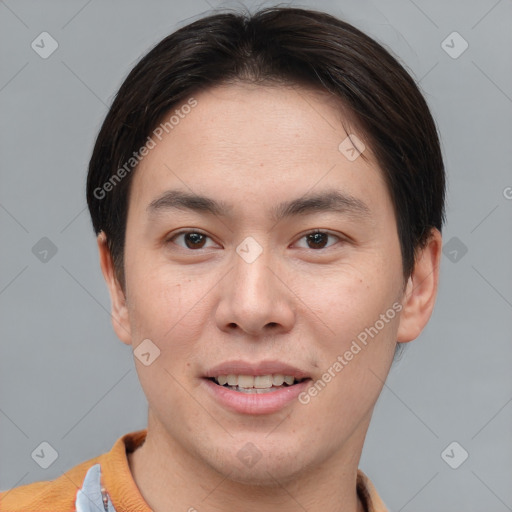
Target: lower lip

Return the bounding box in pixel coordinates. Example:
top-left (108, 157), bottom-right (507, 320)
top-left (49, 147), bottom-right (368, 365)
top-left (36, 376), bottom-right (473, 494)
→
top-left (201, 378), bottom-right (312, 415)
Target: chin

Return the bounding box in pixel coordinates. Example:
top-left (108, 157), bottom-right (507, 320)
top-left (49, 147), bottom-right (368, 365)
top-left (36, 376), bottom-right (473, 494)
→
top-left (217, 460), bottom-right (302, 488)
top-left (204, 442), bottom-right (316, 487)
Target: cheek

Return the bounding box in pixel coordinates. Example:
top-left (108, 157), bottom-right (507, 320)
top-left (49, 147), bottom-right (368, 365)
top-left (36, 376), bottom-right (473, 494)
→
top-left (293, 252), bottom-right (402, 399)
top-left (299, 310), bottom-right (399, 437)
top-left (124, 254), bottom-right (213, 360)
top-left (296, 258), bottom-right (397, 336)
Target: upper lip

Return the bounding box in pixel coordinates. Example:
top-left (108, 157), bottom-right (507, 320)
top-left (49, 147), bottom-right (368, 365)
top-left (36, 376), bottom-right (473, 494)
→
top-left (204, 360), bottom-right (311, 379)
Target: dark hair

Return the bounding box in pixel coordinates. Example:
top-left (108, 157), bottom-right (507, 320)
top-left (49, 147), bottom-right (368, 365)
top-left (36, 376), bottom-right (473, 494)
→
top-left (87, 6), bottom-right (445, 290)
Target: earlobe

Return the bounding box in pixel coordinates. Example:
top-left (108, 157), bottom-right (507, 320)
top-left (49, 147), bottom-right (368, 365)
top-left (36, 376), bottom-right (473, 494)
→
top-left (396, 229), bottom-right (442, 343)
top-left (97, 231), bottom-right (132, 345)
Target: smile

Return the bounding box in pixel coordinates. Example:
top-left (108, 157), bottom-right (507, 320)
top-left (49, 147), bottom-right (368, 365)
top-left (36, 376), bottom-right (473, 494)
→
top-left (202, 375), bottom-right (312, 415)
top-left (209, 374), bottom-right (306, 393)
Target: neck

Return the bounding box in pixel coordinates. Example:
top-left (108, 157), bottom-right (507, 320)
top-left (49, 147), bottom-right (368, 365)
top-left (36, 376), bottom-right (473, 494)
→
top-left (128, 411), bottom-right (368, 512)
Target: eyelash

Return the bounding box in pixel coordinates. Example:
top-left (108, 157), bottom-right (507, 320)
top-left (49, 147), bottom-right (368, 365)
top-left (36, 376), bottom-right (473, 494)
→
top-left (167, 229), bottom-right (343, 251)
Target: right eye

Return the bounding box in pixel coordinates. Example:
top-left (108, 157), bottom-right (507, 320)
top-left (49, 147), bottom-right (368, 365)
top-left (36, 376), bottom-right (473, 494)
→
top-left (166, 230), bottom-right (218, 250)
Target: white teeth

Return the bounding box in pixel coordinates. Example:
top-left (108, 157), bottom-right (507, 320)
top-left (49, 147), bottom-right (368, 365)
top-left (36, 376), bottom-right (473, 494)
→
top-left (213, 374), bottom-right (301, 388)
top-left (254, 375), bottom-right (273, 388)
top-left (237, 375), bottom-right (255, 388)
top-left (272, 374), bottom-right (284, 386)
top-left (231, 387), bottom-right (279, 394)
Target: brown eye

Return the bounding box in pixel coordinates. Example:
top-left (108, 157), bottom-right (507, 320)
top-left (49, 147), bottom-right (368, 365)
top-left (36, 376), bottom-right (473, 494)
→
top-left (170, 231), bottom-right (215, 250)
top-left (306, 232), bottom-right (329, 249)
top-left (183, 232), bottom-right (206, 249)
top-left (295, 230), bottom-right (340, 250)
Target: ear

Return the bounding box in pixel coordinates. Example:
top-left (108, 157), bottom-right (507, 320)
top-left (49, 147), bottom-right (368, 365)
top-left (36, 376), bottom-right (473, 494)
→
top-left (397, 228), bottom-right (442, 343)
top-left (97, 232), bottom-right (132, 345)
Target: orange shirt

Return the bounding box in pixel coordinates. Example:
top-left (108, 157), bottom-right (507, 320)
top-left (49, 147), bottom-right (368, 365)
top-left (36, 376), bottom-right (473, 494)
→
top-left (0, 429), bottom-right (388, 512)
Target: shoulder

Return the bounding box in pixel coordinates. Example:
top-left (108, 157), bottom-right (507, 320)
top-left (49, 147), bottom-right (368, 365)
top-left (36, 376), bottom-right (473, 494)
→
top-left (0, 430), bottom-right (147, 512)
top-left (0, 454), bottom-right (104, 512)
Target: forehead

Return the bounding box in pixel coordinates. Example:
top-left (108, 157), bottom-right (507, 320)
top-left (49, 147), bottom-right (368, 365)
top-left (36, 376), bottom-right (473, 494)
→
top-left (128, 83), bottom-right (389, 217)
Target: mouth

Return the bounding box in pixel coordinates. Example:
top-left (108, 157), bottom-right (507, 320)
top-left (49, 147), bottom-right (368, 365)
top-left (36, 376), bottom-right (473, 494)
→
top-left (206, 374), bottom-right (310, 394)
top-left (202, 360), bottom-right (313, 414)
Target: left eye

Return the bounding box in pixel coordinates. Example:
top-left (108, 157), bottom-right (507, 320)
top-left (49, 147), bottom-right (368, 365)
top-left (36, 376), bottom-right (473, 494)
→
top-left (295, 231), bottom-right (340, 250)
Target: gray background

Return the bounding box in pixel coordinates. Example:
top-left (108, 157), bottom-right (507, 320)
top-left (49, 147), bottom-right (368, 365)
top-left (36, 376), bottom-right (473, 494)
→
top-left (1, 0), bottom-right (511, 510)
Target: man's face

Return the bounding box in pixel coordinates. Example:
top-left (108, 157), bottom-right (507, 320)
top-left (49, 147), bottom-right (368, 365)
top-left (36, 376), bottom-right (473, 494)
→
top-left (116, 83), bottom-right (408, 483)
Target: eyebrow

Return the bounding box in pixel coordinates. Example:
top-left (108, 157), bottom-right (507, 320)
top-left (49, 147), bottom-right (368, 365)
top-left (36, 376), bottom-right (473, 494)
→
top-left (146, 189), bottom-right (372, 222)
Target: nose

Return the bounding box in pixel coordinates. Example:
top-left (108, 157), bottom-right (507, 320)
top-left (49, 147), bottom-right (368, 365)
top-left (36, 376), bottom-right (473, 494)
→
top-left (214, 245), bottom-right (296, 337)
